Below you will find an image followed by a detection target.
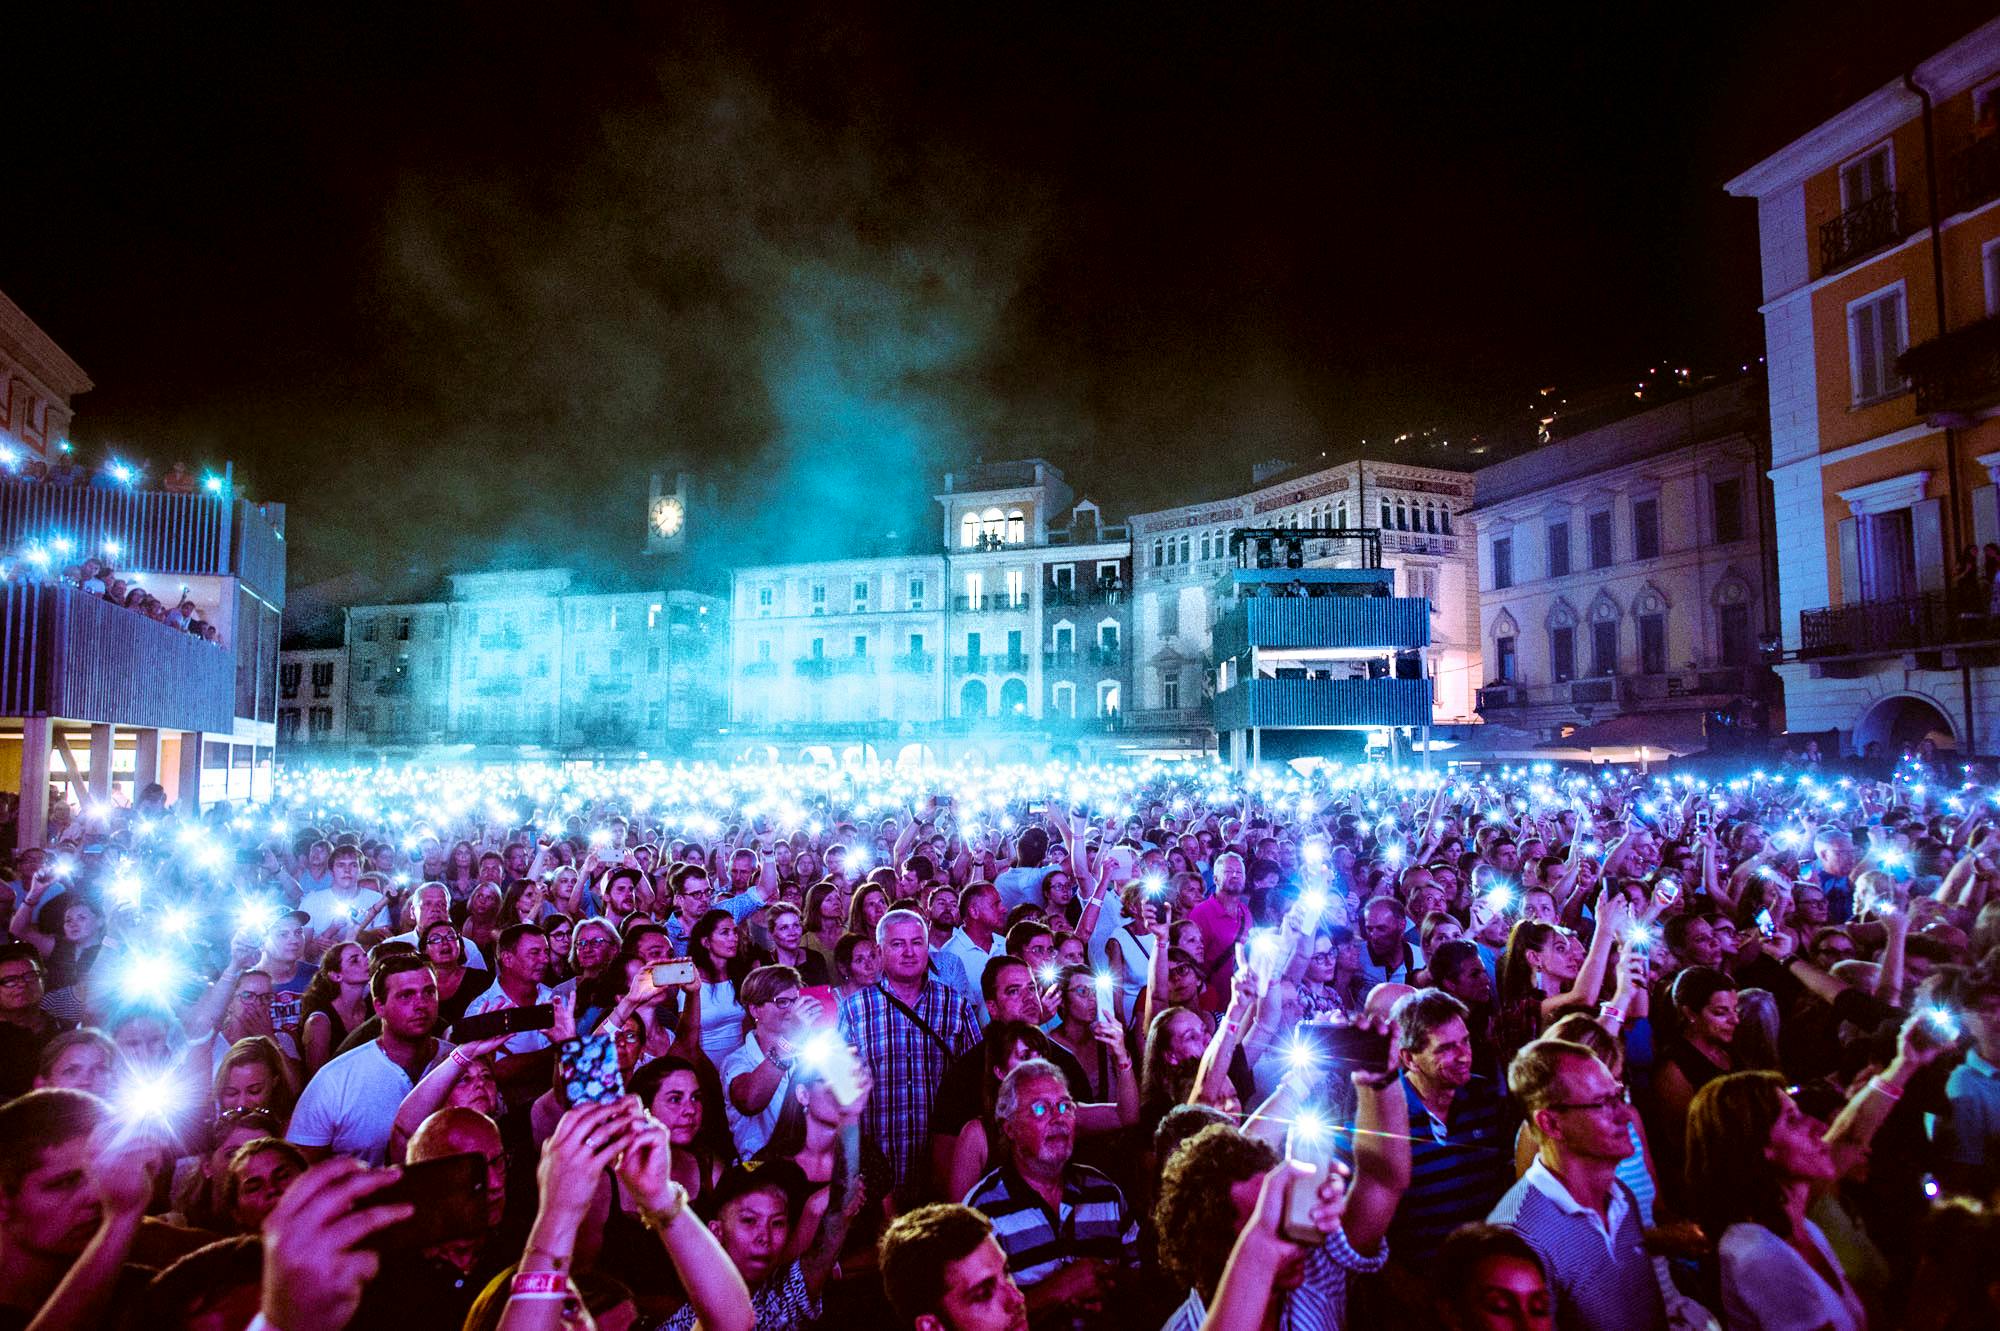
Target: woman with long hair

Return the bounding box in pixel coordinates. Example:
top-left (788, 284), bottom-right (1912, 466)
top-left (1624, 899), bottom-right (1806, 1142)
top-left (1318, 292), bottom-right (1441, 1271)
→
top-left (803, 881), bottom-right (844, 955)
top-left (1686, 1033), bottom-right (1939, 1331)
top-left (1140, 1006), bottom-right (1212, 1135)
top-left (167, 1108), bottom-right (285, 1231)
top-left (443, 840), bottom-right (478, 899)
top-left (299, 942), bottom-right (372, 1076)
top-left (844, 883), bottom-right (890, 939)
top-left (628, 1054), bottom-right (733, 1202)
top-left (459, 880), bottom-right (505, 959)
top-left (1494, 903), bottom-right (1625, 1066)
top-left (498, 878), bottom-right (545, 928)
top-left (211, 1037), bottom-right (296, 1124)
top-left (1649, 965), bottom-right (1739, 1204)
top-left (833, 932), bottom-right (880, 1000)
top-left (688, 909), bottom-right (754, 1066)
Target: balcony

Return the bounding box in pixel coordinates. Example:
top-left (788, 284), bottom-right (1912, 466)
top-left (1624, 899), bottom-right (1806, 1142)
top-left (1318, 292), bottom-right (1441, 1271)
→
top-left (0, 581), bottom-right (235, 731)
top-left (1479, 670), bottom-right (1760, 713)
top-left (952, 653), bottom-right (1030, 674)
top-left (793, 657), bottom-right (835, 678)
top-left (0, 478), bottom-right (286, 603)
top-left (1045, 583), bottom-right (1127, 607)
top-left (741, 661), bottom-right (779, 678)
top-left (892, 651), bottom-right (936, 673)
top-left (1798, 592), bottom-right (1980, 659)
top-left (1088, 645), bottom-right (1123, 668)
top-left (1566, 676), bottom-right (1630, 706)
top-left (1212, 677), bottom-right (1431, 730)
top-left (1126, 706), bottom-right (1211, 730)
top-left (1819, 190), bottom-right (1905, 274)
top-left (1212, 596), bottom-right (1430, 659)
top-left (1945, 133), bottom-right (2000, 217)
top-left (831, 655), bottom-right (877, 676)
top-left (1042, 649), bottom-right (1078, 669)
top-left (1478, 684), bottom-right (1526, 710)
top-left (1899, 315), bottom-right (2000, 423)
top-left (952, 593), bottom-right (1030, 613)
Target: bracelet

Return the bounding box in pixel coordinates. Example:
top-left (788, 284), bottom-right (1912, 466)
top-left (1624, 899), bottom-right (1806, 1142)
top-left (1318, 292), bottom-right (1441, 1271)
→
top-left (1867, 1076), bottom-right (1903, 1103)
top-left (511, 1271), bottom-right (568, 1297)
top-left (637, 1181), bottom-right (690, 1233)
top-left (1597, 1002), bottom-right (1627, 1024)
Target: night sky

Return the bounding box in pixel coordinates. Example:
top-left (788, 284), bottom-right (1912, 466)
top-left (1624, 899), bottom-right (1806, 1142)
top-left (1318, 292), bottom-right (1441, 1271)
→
top-left (8, 1), bottom-right (1993, 601)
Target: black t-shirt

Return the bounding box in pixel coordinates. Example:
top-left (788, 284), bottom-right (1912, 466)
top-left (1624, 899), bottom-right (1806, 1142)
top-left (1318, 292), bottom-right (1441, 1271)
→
top-left (0, 1016), bottom-right (59, 1101)
top-left (931, 1031), bottom-right (1092, 1139)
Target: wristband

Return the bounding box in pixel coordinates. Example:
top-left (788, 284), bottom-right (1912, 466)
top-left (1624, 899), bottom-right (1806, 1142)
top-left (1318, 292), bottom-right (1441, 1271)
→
top-left (451, 1047), bottom-right (476, 1069)
top-left (1867, 1076), bottom-right (1903, 1103)
top-left (511, 1270), bottom-right (569, 1297)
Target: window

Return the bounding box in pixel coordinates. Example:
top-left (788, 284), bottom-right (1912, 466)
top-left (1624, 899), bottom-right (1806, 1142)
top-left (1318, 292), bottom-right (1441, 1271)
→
top-left (1178, 534), bottom-right (1191, 563)
top-left (1152, 539), bottom-right (1165, 567)
top-left (1159, 597), bottom-right (1179, 637)
top-left (1006, 510), bottom-right (1026, 543)
top-left (1006, 569), bottom-right (1025, 606)
top-left (280, 662), bottom-right (301, 698)
top-left (1053, 623), bottom-right (1074, 654)
top-left (351, 707), bottom-right (374, 732)
top-left (1712, 478), bottom-right (1744, 544)
top-left (309, 707), bottom-right (333, 737)
top-left (853, 634), bottom-right (868, 657)
top-left (852, 580), bottom-right (869, 611)
top-left (758, 586), bottom-right (773, 610)
top-left (1098, 622), bottom-right (1120, 652)
top-left (908, 632), bottom-right (925, 656)
top-left (1381, 500), bottom-right (1393, 528)
top-left (1492, 536), bottom-right (1514, 589)
top-left (1840, 144), bottom-right (1892, 210)
top-left (359, 619), bottom-right (376, 642)
top-left (396, 616), bottom-right (411, 641)
top-left (1550, 626), bottom-right (1575, 682)
top-left (356, 659), bottom-right (374, 683)
top-left (908, 576), bottom-right (925, 608)
top-left (965, 572), bottom-right (984, 606)
top-left (1006, 629), bottom-right (1024, 663)
top-left (1097, 681), bottom-right (1121, 717)
top-left (1053, 564), bottom-right (1075, 591)
top-left (1406, 568), bottom-right (1438, 604)
top-left (1335, 502), bottom-right (1347, 527)
top-left (278, 708), bottom-right (301, 740)
top-left (1162, 676), bottom-right (1180, 709)
top-left (1633, 499), bottom-right (1660, 560)
top-left (573, 607), bottom-right (593, 633)
top-left (1590, 620), bottom-right (1618, 676)
top-left (810, 637), bottom-right (826, 659)
top-left (1097, 561), bottom-right (1120, 585)
top-left (966, 632), bottom-right (982, 662)
top-left (574, 651), bottom-right (587, 675)
top-left (1199, 534), bottom-right (1212, 561)
top-left (757, 640), bottom-right (772, 662)
top-left (1588, 511), bottom-right (1614, 569)
top-left (608, 649), bottom-right (624, 672)
top-left (1495, 635), bottom-right (1517, 682)
top-left (1719, 602), bottom-right (1753, 667)
top-left (1547, 521), bottom-right (1570, 578)
top-left (646, 701), bottom-right (664, 729)
top-left (1849, 286), bottom-right (1907, 403)
top-left (1052, 682), bottom-right (1075, 717)
top-left (311, 662), bottom-right (334, 695)
top-left (960, 512), bottom-right (981, 548)
top-left (810, 584), bottom-right (826, 615)
top-left (1639, 612), bottom-right (1667, 674)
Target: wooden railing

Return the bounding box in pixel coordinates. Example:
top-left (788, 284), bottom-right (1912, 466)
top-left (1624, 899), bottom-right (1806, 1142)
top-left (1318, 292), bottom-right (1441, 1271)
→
top-left (0, 581), bottom-right (235, 730)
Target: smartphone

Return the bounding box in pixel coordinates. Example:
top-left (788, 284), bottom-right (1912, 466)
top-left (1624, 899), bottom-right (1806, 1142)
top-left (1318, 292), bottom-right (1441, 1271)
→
top-left (451, 1004), bottom-right (556, 1044)
top-left (1282, 1160), bottom-right (1333, 1244)
top-left (799, 985), bottom-right (840, 1029)
top-left (1296, 1017), bottom-right (1391, 1073)
top-left (1693, 807), bottom-right (1712, 836)
top-left (651, 959), bottom-right (697, 987)
top-left (365, 1152), bottom-right (488, 1251)
top-left (558, 1032), bottom-right (625, 1105)
top-left (1755, 907), bottom-right (1777, 939)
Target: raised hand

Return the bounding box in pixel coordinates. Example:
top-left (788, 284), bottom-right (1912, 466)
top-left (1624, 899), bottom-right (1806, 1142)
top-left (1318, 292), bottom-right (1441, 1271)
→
top-left (260, 1159), bottom-right (412, 1331)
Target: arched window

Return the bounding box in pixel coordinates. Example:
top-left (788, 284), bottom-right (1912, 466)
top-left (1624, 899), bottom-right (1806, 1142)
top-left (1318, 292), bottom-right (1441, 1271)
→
top-left (1152, 539), bottom-right (1165, 567)
top-left (959, 513), bottom-right (980, 548)
top-left (1336, 501), bottom-right (1347, 528)
top-left (1547, 599), bottom-right (1579, 683)
top-left (1425, 503), bottom-right (1439, 533)
top-left (1178, 534), bottom-right (1192, 562)
top-left (1636, 587), bottom-right (1670, 674)
top-left (1441, 507), bottom-right (1454, 534)
top-left (980, 508), bottom-right (1006, 546)
top-left (1381, 500), bottom-right (1393, 527)
top-left (1006, 510), bottom-right (1026, 544)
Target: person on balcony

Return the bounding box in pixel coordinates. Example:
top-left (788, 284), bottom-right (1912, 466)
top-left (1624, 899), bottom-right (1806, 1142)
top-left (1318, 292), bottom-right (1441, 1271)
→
top-left (162, 460), bottom-right (198, 494)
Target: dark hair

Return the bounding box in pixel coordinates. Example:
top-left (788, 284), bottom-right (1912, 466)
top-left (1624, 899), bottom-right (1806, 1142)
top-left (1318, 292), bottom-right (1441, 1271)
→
top-left (1153, 1103), bottom-right (1234, 1167)
top-left (0, 940), bottom-right (42, 973)
top-left (1004, 919), bottom-right (1053, 958)
top-left (218, 1137), bottom-right (307, 1224)
top-left (628, 1055), bottom-right (734, 1177)
top-left (1432, 1223), bottom-right (1548, 1321)
top-left (0, 1088), bottom-right (106, 1191)
top-left (879, 1204), bottom-right (997, 1325)
top-left (1392, 987), bottom-right (1470, 1054)
top-left (833, 931), bottom-right (872, 975)
top-left (689, 908), bottom-right (752, 989)
top-left (496, 922), bottom-right (543, 961)
top-left (369, 952), bottom-right (433, 1004)
top-left (1669, 964), bottom-right (1736, 1017)
top-left (1154, 1123), bottom-right (1279, 1301)
top-left (980, 953), bottom-right (1031, 1004)
top-left (979, 1020), bottom-right (1052, 1122)
top-left (143, 1235), bottom-right (264, 1326)
top-left (300, 943), bottom-right (366, 1028)
top-left (1427, 938), bottom-right (1483, 987)
top-left (1685, 1070), bottom-right (1794, 1238)
top-left (1495, 919), bottom-right (1562, 1059)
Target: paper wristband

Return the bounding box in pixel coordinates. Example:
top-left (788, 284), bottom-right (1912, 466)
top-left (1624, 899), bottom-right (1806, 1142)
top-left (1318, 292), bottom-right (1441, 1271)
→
top-left (511, 1271), bottom-right (569, 1297)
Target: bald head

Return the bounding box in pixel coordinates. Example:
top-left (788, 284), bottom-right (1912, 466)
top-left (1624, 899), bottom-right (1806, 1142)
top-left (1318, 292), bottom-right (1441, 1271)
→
top-left (409, 1106), bottom-right (505, 1226)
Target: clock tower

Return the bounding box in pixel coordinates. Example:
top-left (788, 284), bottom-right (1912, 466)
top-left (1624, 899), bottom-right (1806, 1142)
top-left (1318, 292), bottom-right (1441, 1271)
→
top-left (645, 472), bottom-right (688, 555)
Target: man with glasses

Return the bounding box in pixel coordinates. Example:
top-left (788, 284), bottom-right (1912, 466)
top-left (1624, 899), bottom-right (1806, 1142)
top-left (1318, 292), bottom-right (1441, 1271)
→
top-left (0, 942), bottom-right (59, 1097)
top-left (1486, 1038), bottom-right (1664, 1331)
top-left (963, 1058), bottom-right (1137, 1327)
top-left (663, 865), bottom-right (715, 953)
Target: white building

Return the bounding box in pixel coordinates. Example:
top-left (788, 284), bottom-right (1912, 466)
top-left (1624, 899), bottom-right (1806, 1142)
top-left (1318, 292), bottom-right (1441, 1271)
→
top-left (1467, 379), bottom-right (1778, 747)
top-left (1129, 456), bottom-right (1480, 731)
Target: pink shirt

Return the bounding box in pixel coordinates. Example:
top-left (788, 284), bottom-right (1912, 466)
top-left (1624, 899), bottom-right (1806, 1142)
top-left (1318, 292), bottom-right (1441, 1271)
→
top-left (1190, 895), bottom-right (1247, 1010)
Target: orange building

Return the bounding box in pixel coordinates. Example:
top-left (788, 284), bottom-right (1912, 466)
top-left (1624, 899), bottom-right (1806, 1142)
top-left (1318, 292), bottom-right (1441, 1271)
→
top-left (1727, 17), bottom-right (2000, 757)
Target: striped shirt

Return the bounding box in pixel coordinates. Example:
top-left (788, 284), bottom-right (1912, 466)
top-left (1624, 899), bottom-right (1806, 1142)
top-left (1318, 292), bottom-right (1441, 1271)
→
top-left (654, 1260), bottom-right (817, 1331)
top-left (964, 1161), bottom-right (1138, 1291)
top-left (1389, 1073), bottom-right (1516, 1264)
top-left (838, 977), bottom-right (981, 1201)
top-left (1159, 1223), bottom-right (1388, 1331)
top-left (1487, 1159), bottom-right (1665, 1331)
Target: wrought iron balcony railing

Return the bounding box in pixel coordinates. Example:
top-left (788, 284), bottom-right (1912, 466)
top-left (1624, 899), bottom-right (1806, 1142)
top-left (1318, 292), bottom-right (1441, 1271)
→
top-left (1819, 190), bottom-right (1905, 274)
top-left (1900, 315), bottom-right (2000, 421)
top-left (1798, 592), bottom-right (1980, 658)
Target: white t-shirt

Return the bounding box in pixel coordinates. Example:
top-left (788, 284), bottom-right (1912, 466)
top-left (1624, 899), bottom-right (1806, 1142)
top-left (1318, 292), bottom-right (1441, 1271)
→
top-left (286, 1038), bottom-right (451, 1165)
top-left (299, 887), bottom-right (385, 934)
top-left (461, 982), bottom-right (556, 1057)
top-left (721, 1034), bottom-right (791, 1157)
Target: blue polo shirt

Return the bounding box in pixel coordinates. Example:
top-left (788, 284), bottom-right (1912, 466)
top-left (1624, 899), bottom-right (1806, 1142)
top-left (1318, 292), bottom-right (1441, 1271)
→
top-left (1390, 1072), bottom-right (1516, 1264)
top-left (1940, 1049), bottom-right (2000, 1176)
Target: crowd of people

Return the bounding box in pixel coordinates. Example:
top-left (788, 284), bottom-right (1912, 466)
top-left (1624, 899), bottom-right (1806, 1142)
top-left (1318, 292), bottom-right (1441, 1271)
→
top-left (22, 554), bottom-right (224, 645)
top-left (1, 755), bottom-right (1998, 1330)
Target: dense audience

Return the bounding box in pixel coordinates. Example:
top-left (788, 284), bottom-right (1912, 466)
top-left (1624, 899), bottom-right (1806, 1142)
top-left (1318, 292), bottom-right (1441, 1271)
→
top-left (1, 753), bottom-right (1999, 1329)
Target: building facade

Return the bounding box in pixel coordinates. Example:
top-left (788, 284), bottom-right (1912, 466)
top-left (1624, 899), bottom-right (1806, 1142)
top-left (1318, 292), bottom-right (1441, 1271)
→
top-left (281, 570), bottom-right (727, 757)
top-left (1128, 457), bottom-right (1479, 734)
top-left (1727, 18), bottom-right (2000, 757)
top-left (0, 287), bottom-right (286, 840)
top-left (1467, 378), bottom-right (1779, 745)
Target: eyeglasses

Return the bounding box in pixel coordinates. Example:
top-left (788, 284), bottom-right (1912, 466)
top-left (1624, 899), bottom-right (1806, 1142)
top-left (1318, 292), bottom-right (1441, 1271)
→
top-left (0, 971), bottom-right (42, 990)
top-left (1547, 1085), bottom-right (1628, 1115)
top-left (1022, 1099), bottom-right (1076, 1119)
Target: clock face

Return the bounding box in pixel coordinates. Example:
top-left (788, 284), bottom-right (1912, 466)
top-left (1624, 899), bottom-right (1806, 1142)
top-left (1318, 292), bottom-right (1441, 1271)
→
top-left (650, 496), bottom-right (685, 538)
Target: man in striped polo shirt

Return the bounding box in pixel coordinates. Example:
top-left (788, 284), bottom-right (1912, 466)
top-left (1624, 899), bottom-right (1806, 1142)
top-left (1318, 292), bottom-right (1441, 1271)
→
top-left (1386, 989), bottom-right (1516, 1267)
top-left (1487, 1038), bottom-right (1665, 1331)
top-left (964, 1058), bottom-right (1137, 1329)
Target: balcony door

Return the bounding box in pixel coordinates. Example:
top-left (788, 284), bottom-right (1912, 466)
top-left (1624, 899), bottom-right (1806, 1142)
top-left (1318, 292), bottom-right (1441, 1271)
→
top-left (1838, 500), bottom-right (1943, 605)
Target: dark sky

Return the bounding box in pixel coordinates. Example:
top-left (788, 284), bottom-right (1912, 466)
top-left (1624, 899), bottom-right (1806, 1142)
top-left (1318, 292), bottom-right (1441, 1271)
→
top-left (8, 1), bottom-right (1993, 599)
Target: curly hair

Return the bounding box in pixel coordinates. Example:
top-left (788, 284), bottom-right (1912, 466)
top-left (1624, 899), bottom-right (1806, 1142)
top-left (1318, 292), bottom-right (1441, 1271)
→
top-left (1154, 1123), bottom-right (1278, 1302)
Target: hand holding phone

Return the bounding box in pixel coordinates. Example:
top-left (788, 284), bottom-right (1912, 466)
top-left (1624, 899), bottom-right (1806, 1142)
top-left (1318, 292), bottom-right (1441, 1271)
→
top-left (558, 1031), bottom-right (624, 1105)
top-left (451, 1003), bottom-right (556, 1044)
top-left (1279, 1156), bottom-right (1353, 1246)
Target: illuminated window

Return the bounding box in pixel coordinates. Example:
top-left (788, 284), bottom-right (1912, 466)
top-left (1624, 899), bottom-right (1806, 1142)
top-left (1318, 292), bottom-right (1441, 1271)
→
top-left (981, 508), bottom-right (1006, 545)
top-left (1006, 510), bottom-right (1026, 543)
top-left (960, 512), bottom-right (981, 548)
top-left (1006, 570), bottom-right (1025, 606)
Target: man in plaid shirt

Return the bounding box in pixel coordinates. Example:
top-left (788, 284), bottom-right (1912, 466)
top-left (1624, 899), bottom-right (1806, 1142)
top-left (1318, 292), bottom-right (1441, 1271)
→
top-left (838, 909), bottom-right (980, 1204)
